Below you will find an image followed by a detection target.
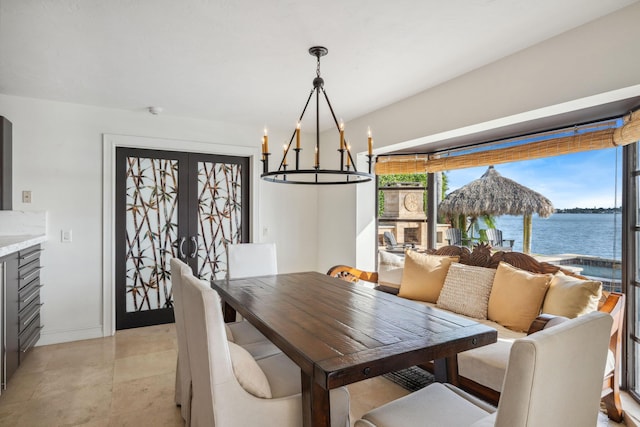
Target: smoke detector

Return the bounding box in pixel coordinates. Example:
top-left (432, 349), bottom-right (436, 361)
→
top-left (148, 106), bottom-right (163, 115)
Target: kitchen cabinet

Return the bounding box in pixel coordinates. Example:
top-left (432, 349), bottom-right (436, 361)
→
top-left (0, 244), bottom-right (42, 391)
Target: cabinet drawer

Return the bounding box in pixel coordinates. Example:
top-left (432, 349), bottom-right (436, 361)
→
top-left (18, 279), bottom-right (41, 312)
top-left (18, 260), bottom-right (41, 290)
top-left (18, 246), bottom-right (42, 268)
top-left (19, 314), bottom-right (41, 353)
top-left (19, 296), bottom-right (42, 334)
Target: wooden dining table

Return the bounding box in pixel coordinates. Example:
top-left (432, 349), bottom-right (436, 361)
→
top-left (211, 271), bottom-right (497, 427)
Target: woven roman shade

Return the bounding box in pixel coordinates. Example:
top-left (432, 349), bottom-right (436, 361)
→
top-left (376, 112), bottom-right (640, 175)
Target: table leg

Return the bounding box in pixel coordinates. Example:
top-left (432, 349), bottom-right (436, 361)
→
top-left (301, 371), bottom-right (331, 427)
top-left (433, 356), bottom-right (458, 384)
top-left (222, 301), bottom-right (236, 323)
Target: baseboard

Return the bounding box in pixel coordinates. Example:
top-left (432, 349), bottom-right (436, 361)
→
top-left (36, 326), bottom-right (106, 346)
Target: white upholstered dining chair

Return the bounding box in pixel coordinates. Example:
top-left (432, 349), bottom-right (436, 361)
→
top-left (225, 242), bottom-right (281, 348)
top-left (182, 272), bottom-right (351, 427)
top-left (227, 242), bottom-right (278, 279)
top-left (355, 311), bottom-right (613, 427)
top-left (171, 257), bottom-right (281, 426)
top-left (171, 258), bottom-right (194, 425)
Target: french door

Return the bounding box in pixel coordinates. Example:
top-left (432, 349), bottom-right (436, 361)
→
top-left (115, 148), bottom-right (249, 329)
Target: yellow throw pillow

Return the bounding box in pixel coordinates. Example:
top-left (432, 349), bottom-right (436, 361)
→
top-left (398, 251), bottom-right (459, 302)
top-left (542, 271), bottom-right (602, 318)
top-left (488, 262), bottom-right (552, 332)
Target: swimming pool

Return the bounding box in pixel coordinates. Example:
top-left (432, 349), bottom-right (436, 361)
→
top-left (564, 264), bottom-right (621, 280)
top-left (555, 257), bottom-right (621, 292)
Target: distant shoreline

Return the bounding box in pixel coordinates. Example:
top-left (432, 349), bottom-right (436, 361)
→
top-left (555, 208), bottom-right (621, 214)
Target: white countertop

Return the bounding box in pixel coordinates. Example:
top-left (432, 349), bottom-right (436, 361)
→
top-left (0, 235), bottom-right (47, 258)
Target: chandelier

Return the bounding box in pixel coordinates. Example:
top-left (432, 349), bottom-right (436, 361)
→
top-left (260, 46), bottom-right (374, 185)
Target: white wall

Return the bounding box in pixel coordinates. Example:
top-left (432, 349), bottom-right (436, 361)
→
top-left (319, 2), bottom-right (640, 272)
top-left (0, 94), bottom-right (318, 344)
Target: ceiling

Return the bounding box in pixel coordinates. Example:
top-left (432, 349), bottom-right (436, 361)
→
top-left (0, 0), bottom-right (637, 135)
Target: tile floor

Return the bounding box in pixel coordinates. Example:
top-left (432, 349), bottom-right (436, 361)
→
top-left (0, 323), bottom-right (631, 426)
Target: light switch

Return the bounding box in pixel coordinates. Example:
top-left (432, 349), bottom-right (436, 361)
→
top-left (22, 190), bottom-right (31, 203)
top-left (61, 229), bottom-right (72, 243)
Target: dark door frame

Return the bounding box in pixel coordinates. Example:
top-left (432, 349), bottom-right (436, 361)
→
top-left (115, 147), bottom-right (250, 329)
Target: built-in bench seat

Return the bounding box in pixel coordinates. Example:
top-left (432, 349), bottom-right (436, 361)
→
top-left (327, 244), bottom-right (625, 422)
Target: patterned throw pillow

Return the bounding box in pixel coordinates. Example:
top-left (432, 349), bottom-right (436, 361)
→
top-left (437, 262), bottom-right (497, 319)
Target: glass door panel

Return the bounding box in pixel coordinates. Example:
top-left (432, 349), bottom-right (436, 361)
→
top-left (124, 156), bottom-right (179, 313)
top-left (194, 158), bottom-right (246, 281)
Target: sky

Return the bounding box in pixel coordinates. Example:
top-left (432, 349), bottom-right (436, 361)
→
top-left (444, 147), bottom-right (623, 209)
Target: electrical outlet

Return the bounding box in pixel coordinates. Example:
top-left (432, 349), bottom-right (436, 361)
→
top-left (22, 190), bottom-right (31, 203)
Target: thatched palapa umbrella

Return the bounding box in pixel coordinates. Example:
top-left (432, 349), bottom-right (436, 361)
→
top-left (439, 166), bottom-right (554, 254)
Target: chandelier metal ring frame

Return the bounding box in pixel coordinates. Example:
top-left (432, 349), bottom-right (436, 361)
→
top-left (260, 46), bottom-right (374, 185)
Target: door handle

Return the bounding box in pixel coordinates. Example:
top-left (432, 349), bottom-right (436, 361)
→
top-left (178, 237), bottom-right (187, 259)
top-left (189, 236), bottom-right (198, 259)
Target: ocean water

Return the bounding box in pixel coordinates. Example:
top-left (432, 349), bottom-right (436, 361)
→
top-left (476, 213), bottom-right (622, 260)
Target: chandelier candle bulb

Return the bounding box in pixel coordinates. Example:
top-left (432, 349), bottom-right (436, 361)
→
top-left (315, 146), bottom-right (319, 168)
top-left (339, 121), bottom-right (345, 150)
top-left (346, 145), bottom-right (351, 167)
top-left (296, 122), bottom-right (301, 149)
top-left (263, 129), bottom-right (269, 153)
top-left (282, 144), bottom-right (288, 166)
top-left (367, 127), bottom-right (373, 156)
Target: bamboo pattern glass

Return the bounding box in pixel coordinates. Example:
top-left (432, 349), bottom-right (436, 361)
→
top-left (124, 156), bottom-right (178, 313)
top-left (196, 161), bottom-right (243, 280)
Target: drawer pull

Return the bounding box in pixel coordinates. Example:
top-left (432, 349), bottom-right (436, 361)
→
top-left (19, 267), bottom-right (43, 282)
top-left (21, 327), bottom-right (43, 353)
top-left (22, 304), bottom-right (43, 326)
top-left (20, 286), bottom-right (42, 304)
top-left (20, 249), bottom-right (43, 261)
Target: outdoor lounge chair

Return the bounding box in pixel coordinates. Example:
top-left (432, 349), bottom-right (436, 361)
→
top-left (383, 231), bottom-right (414, 252)
top-left (486, 228), bottom-right (514, 251)
top-left (444, 228), bottom-right (476, 247)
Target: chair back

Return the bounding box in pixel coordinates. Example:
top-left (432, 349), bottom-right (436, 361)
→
top-left (486, 228), bottom-right (503, 246)
top-left (182, 273), bottom-right (240, 426)
top-left (170, 258), bottom-right (194, 425)
top-left (445, 228), bottom-right (463, 246)
top-left (227, 243), bottom-right (277, 279)
top-left (182, 273), bottom-right (308, 427)
top-left (495, 311), bottom-right (613, 427)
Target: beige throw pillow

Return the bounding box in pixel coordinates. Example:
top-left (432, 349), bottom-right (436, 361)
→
top-left (488, 262), bottom-right (552, 332)
top-left (542, 271), bottom-right (602, 318)
top-left (379, 250), bottom-right (404, 270)
top-left (398, 251), bottom-right (459, 302)
top-left (228, 341), bottom-right (272, 398)
top-left (437, 263), bottom-right (496, 319)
